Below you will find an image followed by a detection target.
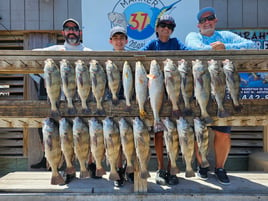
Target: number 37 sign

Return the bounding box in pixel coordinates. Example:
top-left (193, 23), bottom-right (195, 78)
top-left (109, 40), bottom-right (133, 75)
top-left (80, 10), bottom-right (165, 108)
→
top-left (82, 0), bottom-right (198, 50)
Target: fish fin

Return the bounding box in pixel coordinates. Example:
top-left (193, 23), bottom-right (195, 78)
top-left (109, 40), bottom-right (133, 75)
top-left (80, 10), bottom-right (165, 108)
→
top-left (147, 74), bottom-right (156, 79)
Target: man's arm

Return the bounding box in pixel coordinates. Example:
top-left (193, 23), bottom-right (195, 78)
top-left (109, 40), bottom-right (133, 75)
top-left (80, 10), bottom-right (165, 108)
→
top-left (220, 31), bottom-right (257, 50)
top-left (185, 32), bottom-right (212, 50)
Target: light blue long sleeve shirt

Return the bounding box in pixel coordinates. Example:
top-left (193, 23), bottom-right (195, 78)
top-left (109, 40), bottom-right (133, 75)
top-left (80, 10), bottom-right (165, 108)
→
top-left (185, 31), bottom-right (256, 50)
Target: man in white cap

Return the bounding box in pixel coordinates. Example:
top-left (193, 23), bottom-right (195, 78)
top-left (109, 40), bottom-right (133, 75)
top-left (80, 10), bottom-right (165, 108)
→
top-left (31, 18), bottom-right (100, 180)
top-left (185, 7), bottom-right (256, 185)
top-left (34, 18), bottom-right (91, 51)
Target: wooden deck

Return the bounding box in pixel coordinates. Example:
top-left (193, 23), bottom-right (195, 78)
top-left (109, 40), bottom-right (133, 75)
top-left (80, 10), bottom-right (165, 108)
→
top-left (0, 171), bottom-right (267, 201)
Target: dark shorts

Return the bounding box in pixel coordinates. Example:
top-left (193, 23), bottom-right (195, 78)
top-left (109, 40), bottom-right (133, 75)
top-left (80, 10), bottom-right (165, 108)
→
top-left (210, 126), bottom-right (231, 134)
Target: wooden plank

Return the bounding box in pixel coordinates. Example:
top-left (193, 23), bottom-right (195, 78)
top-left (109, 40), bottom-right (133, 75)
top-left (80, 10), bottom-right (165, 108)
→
top-left (0, 0), bottom-right (11, 31)
top-left (0, 148), bottom-right (23, 155)
top-left (231, 133), bottom-right (263, 139)
top-left (40, 0), bottom-right (54, 30)
top-left (0, 99), bottom-right (267, 119)
top-left (199, 0), bottom-right (212, 9)
top-left (0, 132), bottom-right (23, 139)
top-left (23, 127), bottom-right (28, 157)
top-left (0, 139), bottom-right (23, 146)
top-left (0, 50), bottom-right (268, 74)
top-left (24, 33), bottom-right (58, 50)
top-left (134, 156), bottom-right (147, 192)
top-left (0, 87), bottom-right (24, 93)
top-left (231, 140), bottom-right (263, 147)
top-left (213, 0), bottom-right (227, 28)
top-left (258, 0), bottom-right (268, 27)
top-left (243, 0), bottom-right (258, 28)
top-left (231, 126), bottom-right (263, 131)
top-left (263, 125), bottom-right (268, 152)
top-left (10, 0), bottom-right (24, 30)
top-left (0, 80), bottom-right (24, 85)
top-left (228, 0), bottom-right (243, 28)
top-left (230, 147), bottom-right (263, 155)
top-left (25, 0), bottom-right (39, 30)
top-left (68, 0), bottom-right (82, 26)
top-left (54, 0), bottom-right (68, 30)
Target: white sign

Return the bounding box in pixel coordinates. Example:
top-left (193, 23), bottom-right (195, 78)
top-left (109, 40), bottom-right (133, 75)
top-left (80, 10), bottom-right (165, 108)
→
top-left (82, 0), bottom-right (199, 50)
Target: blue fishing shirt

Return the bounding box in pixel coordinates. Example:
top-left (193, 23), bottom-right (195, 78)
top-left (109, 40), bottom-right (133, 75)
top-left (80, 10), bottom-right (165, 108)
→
top-left (141, 38), bottom-right (189, 50)
top-left (185, 31), bottom-right (256, 50)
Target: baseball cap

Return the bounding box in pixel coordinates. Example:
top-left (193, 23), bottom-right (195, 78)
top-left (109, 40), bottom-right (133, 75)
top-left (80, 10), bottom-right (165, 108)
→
top-left (62, 18), bottom-right (80, 29)
top-left (110, 26), bottom-right (127, 38)
top-left (157, 15), bottom-right (176, 27)
top-left (197, 7), bottom-right (216, 21)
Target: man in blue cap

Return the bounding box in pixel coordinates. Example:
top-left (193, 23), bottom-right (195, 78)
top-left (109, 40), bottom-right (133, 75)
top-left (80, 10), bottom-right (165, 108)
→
top-left (185, 7), bottom-right (256, 185)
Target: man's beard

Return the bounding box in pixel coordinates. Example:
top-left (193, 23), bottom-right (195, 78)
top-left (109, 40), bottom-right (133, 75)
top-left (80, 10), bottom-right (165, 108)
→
top-left (65, 33), bottom-right (80, 45)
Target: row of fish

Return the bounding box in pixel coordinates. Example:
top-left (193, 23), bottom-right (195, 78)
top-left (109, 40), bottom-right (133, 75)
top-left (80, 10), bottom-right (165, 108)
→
top-left (42, 116), bottom-right (151, 185)
top-left (43, 115), bottom-right (209, 185)
top-left (43, 58), bottom-right (241, 132)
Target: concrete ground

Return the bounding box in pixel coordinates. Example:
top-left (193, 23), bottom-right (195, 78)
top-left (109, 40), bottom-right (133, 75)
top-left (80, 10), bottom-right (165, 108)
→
top-left (0, 171), bottom-right (267, 201)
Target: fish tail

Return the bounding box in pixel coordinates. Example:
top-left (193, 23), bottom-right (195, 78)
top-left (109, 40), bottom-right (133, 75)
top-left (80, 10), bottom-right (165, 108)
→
top-left (172, 109), bottom-right (182, 118)
top-left (51, 174), bottom-right (65, 185)
top-left (112, 97), bottom-right (119, 105)
top-left (124, 105), bottom-right (132, 112)
top-left (201, 160), bottom-right (210, 168)
top-left (154, 121), bottom-right (166, 133)
top-left (65, 166), bottom-right (76, 175)
top-left (183, 108), bottom-right (193, 116)
top-left (233, 104), bottom-right (243, 112)
top-left (96, 167), bottom-right (106, 177)
top-left (170, 167), bottom-right (180, 175)
top-left (126, 165), bottom-right (134, 173)
top-left (109, 171), bottom-right (120, 181)
top-left (80, 170), bottom-right (90, 179)
top-left (140, 170), bottom-right (150, 179)
top-left (139, 110), bottom-right (147, 118)
top-left (185, 170), bottom-right (195, 178)
top-left (218, 109), bottom-right (230, 118)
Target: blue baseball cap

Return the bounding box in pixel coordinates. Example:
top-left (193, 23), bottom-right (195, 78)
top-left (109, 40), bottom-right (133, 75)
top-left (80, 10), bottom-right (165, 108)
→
top-left (197, 7), bottom-right (216, 21)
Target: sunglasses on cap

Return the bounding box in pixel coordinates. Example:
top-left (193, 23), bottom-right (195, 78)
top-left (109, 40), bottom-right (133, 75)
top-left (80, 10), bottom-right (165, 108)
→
top-left (199, 15), bottom-right (216, 24)
top-left (158, 23), bottom-right (174, 30)
top-left (63, 26), bottom-right (79, 32)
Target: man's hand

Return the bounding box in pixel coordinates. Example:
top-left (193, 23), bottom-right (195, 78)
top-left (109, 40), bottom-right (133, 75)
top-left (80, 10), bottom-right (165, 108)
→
top-left (210, 41), bottom-right (226, 50)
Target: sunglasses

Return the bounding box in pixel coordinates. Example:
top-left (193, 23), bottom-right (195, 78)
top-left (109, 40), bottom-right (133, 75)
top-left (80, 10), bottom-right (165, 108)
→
top-left (63, 26), bottom-right (79, 32)
top-left (199, 15), bottom-right (216, 24)
top-left (158, 23), bottom-right (174, 30)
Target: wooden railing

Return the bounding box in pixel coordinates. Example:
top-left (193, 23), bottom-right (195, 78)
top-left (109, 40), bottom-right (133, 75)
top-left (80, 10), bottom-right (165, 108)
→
top-left (0, 50), bottom-right (267, 192)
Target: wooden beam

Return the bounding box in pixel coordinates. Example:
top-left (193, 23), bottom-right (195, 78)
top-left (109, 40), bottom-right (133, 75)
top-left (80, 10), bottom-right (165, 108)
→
top-left (0, 50), bottom-right (268, 74)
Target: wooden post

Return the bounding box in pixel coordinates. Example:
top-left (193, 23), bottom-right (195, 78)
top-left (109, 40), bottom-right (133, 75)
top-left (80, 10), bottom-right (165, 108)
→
top-left (263, 125), bottom-right (268, 152)
top-left (133, 155), bottom-right (147, 193)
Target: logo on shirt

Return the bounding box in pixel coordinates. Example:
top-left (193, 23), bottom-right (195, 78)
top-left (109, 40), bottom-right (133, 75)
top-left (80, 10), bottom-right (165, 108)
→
top-left (108, 0), bottom-right (181, 50)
